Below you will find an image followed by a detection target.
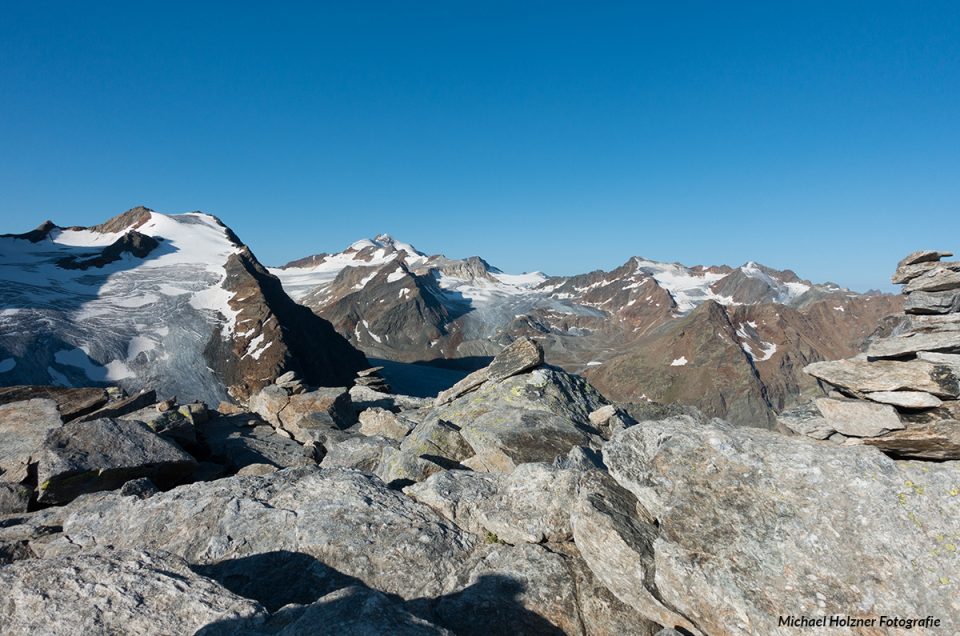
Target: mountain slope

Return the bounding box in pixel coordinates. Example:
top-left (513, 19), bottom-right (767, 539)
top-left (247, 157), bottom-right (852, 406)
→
top-left (272, 235), bottom-right (902, 424)
top-left (0, 207), bottom-right (366, 404)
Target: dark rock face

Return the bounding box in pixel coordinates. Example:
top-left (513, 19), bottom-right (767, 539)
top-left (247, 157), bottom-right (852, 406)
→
top-left (56, 231), bottom-right (160, 270)
top-left (37, 418), bottom-right (197, 504)
top-left (210, 245), bottom-right (367, 401)
top-left (0, 386), bottom-right (108, 421)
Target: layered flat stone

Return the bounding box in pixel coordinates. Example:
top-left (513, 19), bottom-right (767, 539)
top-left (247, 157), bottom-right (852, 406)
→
top-left (905, 289), bottom-right (960, 315)
top-left (864, 390), bottom-right (942, 409)
top-left (896, 250), bottom-right (953, 269)
top-left (804, 359), bottom-right (960, 398)
top-left (861, 419), bottom-right (960, 460)
top-left (902, 265), bottom-right (960, 293)
top-left (814, 398), bottom-right (904, 437)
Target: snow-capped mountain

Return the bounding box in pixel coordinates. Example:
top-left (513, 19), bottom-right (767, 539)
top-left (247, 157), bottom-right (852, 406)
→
top-left (0, 207), bottom-right (366, 404)
top-left (273, 235), bottom-right (902, 425)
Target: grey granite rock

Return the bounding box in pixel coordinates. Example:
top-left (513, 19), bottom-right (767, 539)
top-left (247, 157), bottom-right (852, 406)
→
top-left (804, 358), bottom-right (960, 398)
top-left (435, 337), bottom-right (544, 405)
top-left (814, 398), bottom-right (905, 437)
top-left (0, 398), bottom-right (62, 483)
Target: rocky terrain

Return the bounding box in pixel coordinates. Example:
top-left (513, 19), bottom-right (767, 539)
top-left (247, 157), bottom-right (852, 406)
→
top-left (2, 238), bottom-right (958, 634)
top-left (0, 208), bottom-right (367, 404)
top-left (271, 235), bottom-right (901, 425)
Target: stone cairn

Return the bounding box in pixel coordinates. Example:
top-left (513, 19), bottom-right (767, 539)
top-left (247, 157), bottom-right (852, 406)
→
top-left (778, 249), bottom-right (960, 460)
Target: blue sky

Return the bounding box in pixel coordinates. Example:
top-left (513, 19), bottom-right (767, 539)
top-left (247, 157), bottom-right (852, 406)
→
top-left (1, 2), bottom-right (958, 290)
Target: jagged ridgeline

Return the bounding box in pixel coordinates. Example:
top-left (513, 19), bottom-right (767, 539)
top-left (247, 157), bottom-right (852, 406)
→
top-left (271, 234), bottom-right (902, 426)
top-left (0, 207), bottom-right (367, 404)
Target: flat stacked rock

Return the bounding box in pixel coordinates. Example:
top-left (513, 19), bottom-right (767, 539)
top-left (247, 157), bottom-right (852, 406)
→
top-left (779, 250), bottom-right (960, 459)
top-left (353, 366), bottom-right (392, 393)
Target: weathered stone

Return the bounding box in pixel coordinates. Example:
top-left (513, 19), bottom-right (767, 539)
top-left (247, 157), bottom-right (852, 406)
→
top-left (776, 401), bottom-right (835, 439)
top-left (76, 389), bottom-right (158, 422)
top-left (118, 477), bottom-right (159, 498)
top-left (157, 397), bottom-right (176, 412)
top-left (0, 482), bottom-right (31, 514)
top-left (350, 384), bottom-right (433, 411)
top-left (380, 419), bottom-right (475, 483)
top-left (51, 468), bottom-right (478, 601)
top-left (235, 463), bottom-right (278, 477)
top-left (814, 398), bottom-right (904, 437)
top-left (600, 417), bottom-right (960, 635)
top-left (359, 407), bottom-right (416, 440)
top-left (864, 390), bottom-right (942, 409)
top-left (434, 544), bottom-right (583, 636)
top-left (868, 329), bottom-right (960, 358)
top-left (249, 384), bottom-right (290, 427)
top-left (478, 463), bottom-right (579, 544)
top-left (37, 418), bottom-right (197, 504)
top-left (0, 386), bottom-right (108, 421)
top-left (553, 445), bottom-right (607, 471)
top-left (178, 401), bottom-right (210, 424)
top-left (892, 260), bottom-right (942, 284)
top-left (897, 249), bottom-right (953, 269)
top-left (571, 470), bottom-right (700, 634)
top-left (0, 548), bottom-right (264, 636)
top-left (357, 366), bottom-right (385, 377)
top-left (905, 289), bottom-right (960, 314)
top-left (461, 410), bottom-right (596, 473)
top-left (0, 398), bottom-right (62, 483)
top-left (200, 415), bottom-right (316, 472)
top-left (320, 435), bottom-right (397, 473)
top-left (436, 337), bottom-right (544, 405)
top-left (917, 351), bottom-right (960, 369)
top-left (804, 358), bottom-right (960, 398)
top-left (903, 265), bottom-right (960, 293)
top-left (278, 387), bottom-right (354, 443)
top-left (404, 470), bottom-right (501, 536)
top-left (588, 404), bottom-right (635, 438)
top-left (274, 370), bottom-right (298, 385)
top-left (861, 419), bottom-right (960, 460)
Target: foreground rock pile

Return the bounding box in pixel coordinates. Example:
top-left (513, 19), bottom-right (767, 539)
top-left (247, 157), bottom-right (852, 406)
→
top-left (780, 250), bottom-right (960, 459)
top-left (1, 325), bottom-right (959, 633)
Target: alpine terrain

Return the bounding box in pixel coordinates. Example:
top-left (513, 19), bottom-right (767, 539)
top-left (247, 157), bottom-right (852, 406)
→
top-left (0, 207), bottom-right (367, 405)
top-left (272, 234), bottom-right (902, 425)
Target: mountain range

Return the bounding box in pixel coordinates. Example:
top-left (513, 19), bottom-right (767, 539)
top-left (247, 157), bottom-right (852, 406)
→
top-left (271, 233), bottom-right (902, 425)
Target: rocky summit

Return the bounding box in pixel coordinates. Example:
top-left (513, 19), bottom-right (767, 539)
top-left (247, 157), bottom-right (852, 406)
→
top-left (0, 231), bottom-right (956, 635)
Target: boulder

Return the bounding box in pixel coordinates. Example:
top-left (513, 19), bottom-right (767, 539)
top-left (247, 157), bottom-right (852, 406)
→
top-left (436, 337), bottom-right (544, 405)
top-left (902, 265), bottom-right (960, 293)
top-left (52, 468), bottom-right (477, 601)
top-left (379, 419), bottom-right (475, 484)
top-left (814, 397), bottom-right (904, 437)
top-left (0, 386), bottom-right (108, 421)
top-left (76, 389), bottom-right (158, 422)
top-left (0, 482), bottom-right (31, 514)
top-left (235, 463), bottom-right (278, 477)
top-left (863, 390), bottom-right (942, 409)
top-left (803, 358), bottom-right (960, 398)
top-left (0, 398), bottom-right (63, 483)
top-left (0, 548), bottom-right (264, 636)
top-left (359, 407), bottom-right (416, 440)
top-left (896, 249), bottom-right (953, 269)
top-left (404, 470), bottom-right (501, 536)
top-left (200, 414), bottom-right (317, 472)
top-left (776, 401), bottom-right (835, 439)
top-left (277, 387), bottom-right (354, 443)
top-left (249, 384), bottom-right (290, 427)
top-left (349, 384), bottom-right (433, 412)
top-left (597, 417), bottom-right (960, 635)
top-left (320, 435), bottom-right (397, 473)
top-left (861, 419), bottom-right (960, 460)
top-left (905, 289), bottom-right (960, 315)
top-left (917, 351), bottom-right (960, 369)
top-left (37, 418), bottom-right (197, 504)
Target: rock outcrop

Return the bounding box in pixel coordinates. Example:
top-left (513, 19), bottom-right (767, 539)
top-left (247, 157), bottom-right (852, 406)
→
top-left (784, 250), bottom-right (960, 459)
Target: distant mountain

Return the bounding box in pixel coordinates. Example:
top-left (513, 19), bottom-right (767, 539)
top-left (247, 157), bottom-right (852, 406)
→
top-left (272, 235), bottom-right (902, 425)
top-left (0, 207), bottom-right (367, 404)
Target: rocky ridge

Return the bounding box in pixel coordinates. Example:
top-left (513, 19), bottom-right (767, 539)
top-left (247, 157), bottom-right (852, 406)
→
top-left (781, 249), bottom-right (960, 459)
top-left (2, 306), bottom-right (958, 635)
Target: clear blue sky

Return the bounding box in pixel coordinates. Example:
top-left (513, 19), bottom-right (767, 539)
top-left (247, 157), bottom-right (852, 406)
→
top-left (2, 2), bottom-right (958, 290)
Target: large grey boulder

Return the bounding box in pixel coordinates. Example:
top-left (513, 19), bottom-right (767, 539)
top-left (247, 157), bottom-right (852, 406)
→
top-left (868, 314), bottom-right (960, 358)
top-left (0, 398), bottom-right (63, 483)
top-left (200, 415), bottom-right (317, 472)
top-left (379, 419), bottom-right (475, 484)
top-left (592, 417), bottom-right (960, 635)
top-left (320, 435), bottom-right (397, 473)
top-left (277, 388), bottom-right (354, 443)
top-left (48, 467), bottom-right (477, 601)
top-left (435, 337), bottom-right (544, 405)
top-left (359, 407), bottom-right (416, 440)
top-left (0, 386), bottom-right (108, 421)
top-left (804, 358), bottom-right (960, 398)
top-left (406, 463), bottom-right (579, 545)
top-left (902, 265), bottom-right (960, 293)
top-left (0, 548), bottom-right (263, 636)
top-left (37, 418), bottom-right (197, 504)
top-left (905, 289), bottom-right (960, 315)
top-left (814, 397), bottom-right (905, 437)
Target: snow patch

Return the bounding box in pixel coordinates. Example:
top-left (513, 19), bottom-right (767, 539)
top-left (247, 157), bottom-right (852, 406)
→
top-left (670, 356), bottom-right (688, 366)
top-left (0, 358), bottom-right (15, 373)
